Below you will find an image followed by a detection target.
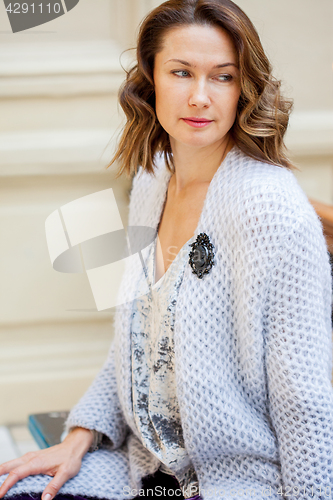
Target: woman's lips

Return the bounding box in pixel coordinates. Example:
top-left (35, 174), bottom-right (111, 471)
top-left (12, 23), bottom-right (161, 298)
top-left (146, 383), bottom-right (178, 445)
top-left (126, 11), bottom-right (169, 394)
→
top-left (181, 118), bottom-right (213, 128)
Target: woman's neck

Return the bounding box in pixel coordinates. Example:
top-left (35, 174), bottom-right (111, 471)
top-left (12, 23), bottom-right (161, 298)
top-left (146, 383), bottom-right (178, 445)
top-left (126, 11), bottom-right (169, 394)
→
top-left (169, 135), bottom-right (234, 194)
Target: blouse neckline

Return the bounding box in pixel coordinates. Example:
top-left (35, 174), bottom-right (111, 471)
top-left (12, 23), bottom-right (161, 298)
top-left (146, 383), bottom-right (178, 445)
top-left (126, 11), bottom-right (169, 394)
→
top-left (152, 234), bottom-right (195, 289)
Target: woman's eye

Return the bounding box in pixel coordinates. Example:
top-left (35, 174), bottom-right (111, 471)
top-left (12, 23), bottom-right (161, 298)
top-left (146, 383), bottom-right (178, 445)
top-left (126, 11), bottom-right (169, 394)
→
top-left (216, 74), bottom-right (233, 82)
top-left (171, 71), bottom-right (233, 81)
top-left (172, 70), bottom-right (190, 77)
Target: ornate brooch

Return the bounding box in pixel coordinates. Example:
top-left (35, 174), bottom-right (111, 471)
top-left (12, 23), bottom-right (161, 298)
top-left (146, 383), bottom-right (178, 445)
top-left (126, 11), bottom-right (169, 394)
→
top-left (188, 233), bottom-right (215, 279)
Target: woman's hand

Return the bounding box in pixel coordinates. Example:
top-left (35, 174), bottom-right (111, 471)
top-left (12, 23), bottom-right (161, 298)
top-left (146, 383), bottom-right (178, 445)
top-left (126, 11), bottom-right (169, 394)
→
top-left (0, 427), bottom-right (93, 500)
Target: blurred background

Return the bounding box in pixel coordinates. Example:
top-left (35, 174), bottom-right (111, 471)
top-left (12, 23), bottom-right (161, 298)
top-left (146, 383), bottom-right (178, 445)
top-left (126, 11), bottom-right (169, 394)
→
top-left (0, 0), bottom-right (332, 456)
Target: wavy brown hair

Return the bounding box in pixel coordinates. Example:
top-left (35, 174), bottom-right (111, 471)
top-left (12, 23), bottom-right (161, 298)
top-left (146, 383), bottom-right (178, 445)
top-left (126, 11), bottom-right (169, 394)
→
top-left (108, 0), bottom-right (296, 179)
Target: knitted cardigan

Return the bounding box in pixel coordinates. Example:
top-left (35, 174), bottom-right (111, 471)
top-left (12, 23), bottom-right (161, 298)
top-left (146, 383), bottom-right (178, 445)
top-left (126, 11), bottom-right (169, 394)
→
top-left (1, 145), bottom-right (333, 500)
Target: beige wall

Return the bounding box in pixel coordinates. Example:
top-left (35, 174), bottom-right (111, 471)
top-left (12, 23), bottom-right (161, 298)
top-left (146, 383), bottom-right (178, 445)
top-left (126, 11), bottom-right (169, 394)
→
top-left (235, 0), bottom-right (333, 202)
top-left (0, 0), bottom-right (332, 425)
top-left (237, 0), bottom-right (333, 111)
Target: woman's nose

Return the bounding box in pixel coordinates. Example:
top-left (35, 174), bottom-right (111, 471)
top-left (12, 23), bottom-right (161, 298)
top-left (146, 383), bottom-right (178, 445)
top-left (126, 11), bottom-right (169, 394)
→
top-left (188, 79), bottom-right (211, 108)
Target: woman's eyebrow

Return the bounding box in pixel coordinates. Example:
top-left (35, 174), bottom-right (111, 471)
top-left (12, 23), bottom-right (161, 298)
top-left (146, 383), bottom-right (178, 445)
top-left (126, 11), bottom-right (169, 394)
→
top-left (164, 58), bottom-right (238, 68)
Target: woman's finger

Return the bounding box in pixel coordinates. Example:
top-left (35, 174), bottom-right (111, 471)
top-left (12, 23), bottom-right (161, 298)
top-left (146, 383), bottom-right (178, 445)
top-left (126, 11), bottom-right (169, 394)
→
top-left (41, 463), bottom-right (82, 500)
top-left (0, 452), bottom-right (37, 476)
top-left (0, 468), bottom-right (26, 498)
top-left (0, 454), bottom-right (51, 498)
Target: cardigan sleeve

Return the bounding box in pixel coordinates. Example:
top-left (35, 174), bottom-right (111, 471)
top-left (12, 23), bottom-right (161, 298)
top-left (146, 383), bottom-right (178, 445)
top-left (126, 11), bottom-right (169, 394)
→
top-left (264, 208), bottom-right (333, 499)
top-left (63, 341), bottom-right (129, 451)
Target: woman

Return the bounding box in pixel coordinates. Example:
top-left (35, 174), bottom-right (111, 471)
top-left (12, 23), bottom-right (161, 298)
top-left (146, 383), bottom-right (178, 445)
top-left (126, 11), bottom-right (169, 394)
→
top-left (1, 1), bottom-right (332, 499)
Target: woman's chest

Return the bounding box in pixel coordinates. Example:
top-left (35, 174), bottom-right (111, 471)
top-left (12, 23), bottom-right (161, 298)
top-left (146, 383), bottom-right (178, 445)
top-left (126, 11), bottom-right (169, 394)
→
top-left (155, 181), bottom-right (210, 282)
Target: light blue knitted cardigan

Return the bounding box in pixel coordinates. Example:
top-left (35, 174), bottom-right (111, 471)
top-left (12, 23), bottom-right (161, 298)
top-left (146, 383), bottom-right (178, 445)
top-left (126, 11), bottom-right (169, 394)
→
top-left (1, 145), bottom-right (333, 500)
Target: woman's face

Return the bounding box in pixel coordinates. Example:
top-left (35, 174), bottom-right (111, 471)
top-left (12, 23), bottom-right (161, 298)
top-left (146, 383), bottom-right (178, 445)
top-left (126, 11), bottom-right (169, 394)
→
top-left (153, 24), bottom-right (241, 153)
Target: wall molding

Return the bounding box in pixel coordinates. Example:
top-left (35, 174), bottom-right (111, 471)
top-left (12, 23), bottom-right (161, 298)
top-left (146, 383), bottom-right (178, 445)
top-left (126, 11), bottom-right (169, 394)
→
top-left (0, 40), bottom-right (134, 97)
top-left (0, 128), bottom-right (118, 175)
top-left (285, 110), bottom-right (333, 157)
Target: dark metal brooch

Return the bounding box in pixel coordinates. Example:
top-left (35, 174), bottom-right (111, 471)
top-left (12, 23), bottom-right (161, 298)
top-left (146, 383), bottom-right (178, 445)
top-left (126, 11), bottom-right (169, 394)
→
top-left (188, 233), bottom-right (215, 279)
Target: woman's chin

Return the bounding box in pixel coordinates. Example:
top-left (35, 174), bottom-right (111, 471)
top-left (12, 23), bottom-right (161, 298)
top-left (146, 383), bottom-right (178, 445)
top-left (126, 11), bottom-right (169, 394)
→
top-left (171, 136), bottom-right (227, 152)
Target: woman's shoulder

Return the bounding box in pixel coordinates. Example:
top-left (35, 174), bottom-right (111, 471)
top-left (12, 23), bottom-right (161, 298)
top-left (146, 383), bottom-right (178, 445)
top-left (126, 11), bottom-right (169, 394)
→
top-left (227, 146), bottom-right (316, 217)
top-left (220, 146), bottom-right (326, 247)
top-left (230, 146), bottom-right (302, 195)
top-left (220, 148), bottom-right (329, 275)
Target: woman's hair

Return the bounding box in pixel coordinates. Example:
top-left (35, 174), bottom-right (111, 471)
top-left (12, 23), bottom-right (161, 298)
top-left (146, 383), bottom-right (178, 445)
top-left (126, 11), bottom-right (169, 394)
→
top-left (108, 0), bottom-right (295, 179)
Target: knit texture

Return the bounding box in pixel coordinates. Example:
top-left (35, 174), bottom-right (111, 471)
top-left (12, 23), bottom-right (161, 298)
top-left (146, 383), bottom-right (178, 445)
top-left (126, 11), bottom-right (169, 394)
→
top-left (1, 145), bottom-right (332, 500)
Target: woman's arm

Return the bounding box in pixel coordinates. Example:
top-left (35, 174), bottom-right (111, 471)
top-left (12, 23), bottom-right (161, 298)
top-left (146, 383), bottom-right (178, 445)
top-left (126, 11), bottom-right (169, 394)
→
top-left (64, 341), bottom-right (129, 451)
top-left (264, 209), bottom-right (333, 500)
